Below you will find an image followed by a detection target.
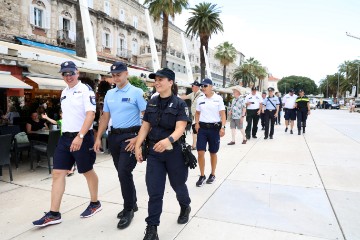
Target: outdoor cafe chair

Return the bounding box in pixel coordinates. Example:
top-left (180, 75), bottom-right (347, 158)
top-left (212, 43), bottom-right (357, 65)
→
top-left (31, 130), bottom-right (61, 174)
top-left (0, 134), bottom-right (14, 182)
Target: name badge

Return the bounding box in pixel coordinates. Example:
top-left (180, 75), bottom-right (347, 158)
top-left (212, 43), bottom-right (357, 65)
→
top-left (199, 102), bottom-right (205, 105)
top-left (122, 98), bottom-right (130, 102)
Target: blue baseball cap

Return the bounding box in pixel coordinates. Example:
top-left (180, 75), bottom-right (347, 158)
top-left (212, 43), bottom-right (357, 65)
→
top-left (109, 61), bottom-right (128, 74)
top-left (59, 61), bottom-right (77, 73)
top-left (149, 68), bottom-right (175, 81)
top-left (200, 78), bottom-right (213, 86)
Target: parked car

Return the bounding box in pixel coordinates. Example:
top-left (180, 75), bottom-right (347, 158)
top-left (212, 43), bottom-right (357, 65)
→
top-left (355, 99), bottom-right (360, 108)
top-left (309, 102), bottom-right (317, 110)
top-left (323, 99), bottom-right (340, 109)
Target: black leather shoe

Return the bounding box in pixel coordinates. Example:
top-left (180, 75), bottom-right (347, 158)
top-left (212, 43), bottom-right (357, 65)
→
top-left (144, 225), bottom-right (159, 240)
top-left (298, 130), bottom-right (301, 135)
top-left (264, 136), bottom-right (268, 139)
top-left (270, 136), bottom-right (273, 139)
top-left (252, 135), bottom-right (257, 138)
top-left (290, 130), bottom-right (293, 134)
top-left (177, 206), bottom-right (191, 224)
top-left (117, 210), bottom-right (134, 229)
top-left (285, 127), bottom-right (288, 132)
top-left (117, 203), bottom-right (138, 219)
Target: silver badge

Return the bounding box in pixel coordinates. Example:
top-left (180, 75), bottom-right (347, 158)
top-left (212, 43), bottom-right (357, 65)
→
top-left (185, 107), bottom-right (189, 117)
top-left (64, 62), bottom-right (68, 66)
top-left (112, 66), bottom-right (116, 70)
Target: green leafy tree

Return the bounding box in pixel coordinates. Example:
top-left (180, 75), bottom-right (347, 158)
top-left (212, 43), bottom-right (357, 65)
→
top-left (186, 2), bottom-right (224, 80)
top-left (214, 41), bottom-right (237, 88)
top-left (277, 76), bottom-right (318, 95)
top-left (254, 65), bottom-right (267, 91)
top-left (338, 60), bottom-right (360, 96)
top-left (144, 0), bottom-right (189, 68)
top-left (129, 76), bottom-right (149, 92)
top-left (232, 64), bottom-right (255, 87)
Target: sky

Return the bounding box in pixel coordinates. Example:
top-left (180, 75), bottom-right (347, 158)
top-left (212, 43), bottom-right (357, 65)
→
top-left (173, 0), bottom-right (360, 84)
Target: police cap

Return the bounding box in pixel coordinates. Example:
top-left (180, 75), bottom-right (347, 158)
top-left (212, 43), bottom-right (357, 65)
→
top-left (149, 68), bottom-right (175, 81)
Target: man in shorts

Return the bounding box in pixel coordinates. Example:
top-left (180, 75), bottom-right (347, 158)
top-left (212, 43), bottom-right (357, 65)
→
top-left (282, 88), bottom-right (297, 134)
top-left (228, 86), bottom-right (247, 145)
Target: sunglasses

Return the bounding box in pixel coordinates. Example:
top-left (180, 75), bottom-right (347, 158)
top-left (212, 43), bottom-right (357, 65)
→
top-left (62, 71), bottom-right (76, 77)
top-left (201, 85), bottom-right (209, 88)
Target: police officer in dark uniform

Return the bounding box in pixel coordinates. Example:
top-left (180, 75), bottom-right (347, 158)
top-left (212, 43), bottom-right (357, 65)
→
top-left (260, 91), bottom-right (267, 130)
top-left (262, 87), bottom-right (279, 139)
top-left (295, 89), bottom-right (311, 135)
top-left (135, 68), bottom-right (191, 240)
top-left (94, 62), bottom-right (147, 229)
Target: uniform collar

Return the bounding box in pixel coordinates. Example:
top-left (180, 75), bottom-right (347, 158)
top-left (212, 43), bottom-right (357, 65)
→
top-left (66, 81), bottom-right (81, 90)
top-left (115, 82), bottom-right (131, 92)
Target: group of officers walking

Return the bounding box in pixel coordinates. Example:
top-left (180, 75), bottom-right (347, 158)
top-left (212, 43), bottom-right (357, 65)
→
top-left (31, 60), bottom-right (310, 240)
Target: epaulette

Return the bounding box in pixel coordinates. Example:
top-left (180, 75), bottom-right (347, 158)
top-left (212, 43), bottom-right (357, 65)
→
top-left (85, 84), bottom-right (94, 92)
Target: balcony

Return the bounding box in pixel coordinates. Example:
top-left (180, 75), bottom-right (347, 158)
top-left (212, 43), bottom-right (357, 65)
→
top-left (116, 48), bottom-right (132, 59)
top-left (57, 30), bottom-right (75, 46)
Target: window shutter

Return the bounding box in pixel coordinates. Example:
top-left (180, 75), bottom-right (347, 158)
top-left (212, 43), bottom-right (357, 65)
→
top-left (117, 36), bottom-right (121, 54)
top-left (104, 1), bottom-right (110, 15)
top-left (58, 16), bottom-right (63, 29)
top-left (123, 37), bottom-right (127, 50)
top-left (120, 9), bottom-right (125, 22)
top-left (44, 10), bottom-right (50, 29)
top-left (29, 5), bottom-right (35, 25)
top-left (70, 20), bottom-right (76, 33)
top-left (109, 33), bottom-right (113, 49)
top-left (102, 32), bottom-right (106, 47)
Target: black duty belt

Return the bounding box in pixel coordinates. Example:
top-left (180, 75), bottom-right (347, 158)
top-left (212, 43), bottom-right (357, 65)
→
top-left (111, 126), bottom-right (141, 134)
top-left (62, 130), bottom-right (93, 138)
top-left (199, 122), bottom-right (221, 129)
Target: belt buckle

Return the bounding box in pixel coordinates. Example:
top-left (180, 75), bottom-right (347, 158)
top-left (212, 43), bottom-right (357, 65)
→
top-left (269, 110), bottom-right (273, 112)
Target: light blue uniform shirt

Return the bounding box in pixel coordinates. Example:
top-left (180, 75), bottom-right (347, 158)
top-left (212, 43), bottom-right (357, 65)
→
top-left (262, 96), bottom-right (279, 110)
top-left (103, 83), bottom-right (147, 128)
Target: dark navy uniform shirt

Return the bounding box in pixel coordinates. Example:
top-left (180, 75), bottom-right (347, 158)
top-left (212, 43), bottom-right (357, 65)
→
top-left (143, 95), bottom-right (189, 142)
top-left (296, 96), bottom-right (309, 109)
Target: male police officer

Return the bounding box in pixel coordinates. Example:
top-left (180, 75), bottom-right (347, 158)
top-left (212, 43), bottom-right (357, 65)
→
top-left (180, 80), bottom-right (204, 150)
top-left (262, 87), bottom-right (279, 139)
top-left (295, 89), bottom-right (310, 135)
top-left (244, 86), bottom-right (262, 139)
top-left (260, 91), bottom-right (267, 130)
top-left (282, 89), bottom-right (297, 134)
top-left (33, 61), bottom-right (101, 227)
top-left (94, 62), bottom-right (147, 229)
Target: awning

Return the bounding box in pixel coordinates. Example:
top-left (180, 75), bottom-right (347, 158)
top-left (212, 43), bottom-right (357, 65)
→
top-left (27, 76), bottom-right (67, 90)
top-left (15, 37), bottom-right (76, 55)
top-left (0, 74), bottom-right (33, 89)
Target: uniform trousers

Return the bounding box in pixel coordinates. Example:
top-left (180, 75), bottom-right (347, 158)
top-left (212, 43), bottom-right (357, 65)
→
top-left (108, 132), bottom-right (137, 211)
top-left (264, 110), bottom-right (276, 137)
top-left (146, 144), bottom-right (191, 226)
top-left (296, 108), bottom-right (308, 129)
top-left (245, 109), bottom-right (260, 138)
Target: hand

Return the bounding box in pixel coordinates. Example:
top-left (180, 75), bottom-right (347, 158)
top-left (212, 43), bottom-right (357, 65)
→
top-left (257, 110), bottom-right (261, 115)
top-left (153, 138), bottom-right (171, 153)
top-left (274, 112), bottom-right (278, 118)
top-left (93, 138), bottom-right (102, 153)
top-left (70, 136), bottom-right (83, 152)
top-left (308, 111), bottom-right (311, 115)
top-left (261, 110), bottom-right (264, 114)
top-left (125, 136), bottom-right (137, 152)
top-left (195, 123), bottom-right (200, 132)
top-left (219, 128), bottom-right (225, 137)
top-left (239, 118), bottom-right (244, 125)
top-left (41, 113), bottom-right (48, 119)
top-left (135, 146), bottom-right (143, 163)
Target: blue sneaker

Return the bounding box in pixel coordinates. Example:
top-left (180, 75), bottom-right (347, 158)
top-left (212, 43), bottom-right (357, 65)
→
top-left (80, 202), bottom-right (102, 218)
top-left (32, 212), bottom-right (62, 227)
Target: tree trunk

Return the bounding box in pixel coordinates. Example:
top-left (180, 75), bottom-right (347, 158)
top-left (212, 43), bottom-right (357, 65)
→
top-left (200, 35), bottom-right (209, 80)
top-left (161, 13), bottom-right (169, 68)
top-left (222, 64), bottom-right (227, 88)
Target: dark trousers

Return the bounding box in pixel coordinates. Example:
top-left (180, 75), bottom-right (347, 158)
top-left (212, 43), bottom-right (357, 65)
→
top-left (260, 113), bottom-right (265, 128)
top-left (108, 132), bottom-right (137, 211)
top-left (245, 109), bottom-right (260, 138)
top-left (276, 110), bottom-right (282, 124)
top-left (297, 108), bottom-right (308, 129)
top-left (264, 110), bottom-right (276, 137)
top-left (146, 144), bottom-right (191, 226)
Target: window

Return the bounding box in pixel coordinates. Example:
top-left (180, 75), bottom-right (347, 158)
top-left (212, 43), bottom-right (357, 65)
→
top-left (102, 31), bottom-right (113, 48)
top-left (87, 0), bottom-right (93, 9)
top-left (105, 33), bottom-right (110, 47)
top-left (34, 8), bottom-right (43, 27)
top-left (119, 9), bottom-right (125, 22)
top-left (104, 1), bottom-right (110, 15)
top-left (133, 16), bottom-right (138, 28)
top-left (63, 18), bottom-right (70, 30)
top-left (132, 39), bottom-right (138, 55)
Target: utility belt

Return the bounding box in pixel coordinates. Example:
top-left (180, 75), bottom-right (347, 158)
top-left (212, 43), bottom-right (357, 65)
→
top-left (199, 121), bottom-right (222, 130)
top-left (265, 109), bottom-right (276, 112)
top-left (63, 130), bottom-right (93, 138)
top-left (110, 126), bottom-right (141, 134)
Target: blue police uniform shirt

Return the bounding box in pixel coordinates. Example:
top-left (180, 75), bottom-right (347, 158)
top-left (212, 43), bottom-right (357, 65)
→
top-left (103, 82), bottom-right (147, 128)
top-left (262, 96), bottom-right (279, 110)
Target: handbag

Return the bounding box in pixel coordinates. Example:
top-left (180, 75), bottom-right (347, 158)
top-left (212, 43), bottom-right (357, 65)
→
top-left (179, 135), bottom-right (197, 169)
top-left (14, 132), bottom-right (30, 144)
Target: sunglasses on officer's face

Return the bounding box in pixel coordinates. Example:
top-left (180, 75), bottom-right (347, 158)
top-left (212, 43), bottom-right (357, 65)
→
top-left (201, 85), bottom-right (209, 88)
top-left (62, 71), bottom-right (76, 77)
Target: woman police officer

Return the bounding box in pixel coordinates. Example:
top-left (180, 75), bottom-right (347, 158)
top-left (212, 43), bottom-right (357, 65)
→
top-left (135, 68), bottom-right (191, 240)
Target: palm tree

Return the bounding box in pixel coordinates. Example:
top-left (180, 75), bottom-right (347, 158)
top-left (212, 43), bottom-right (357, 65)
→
top-left (185, 2), bottom-right (223, 80)
top-left (254, 65), bottom-right (267, 91)
top-left (144, 0), bottom-right (189, 68)
top-left (232, 64), bottom-right (256, 88)
top-left (214, 42), bottom-right (237, 88)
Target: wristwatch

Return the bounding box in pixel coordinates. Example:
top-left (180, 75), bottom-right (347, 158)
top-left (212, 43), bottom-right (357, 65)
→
top-left (222, 126), bottom-right (226, 129)
top-left (168, 136), bottom-right (175, 143)
top-left (78, 133), bottom-right (84, 139)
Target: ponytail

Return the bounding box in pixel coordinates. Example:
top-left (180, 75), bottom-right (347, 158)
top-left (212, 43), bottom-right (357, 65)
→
top-left (171, 82), bottom-right (178, 96)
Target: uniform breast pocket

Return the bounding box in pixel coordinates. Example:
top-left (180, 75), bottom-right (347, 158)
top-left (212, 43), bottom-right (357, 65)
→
top-left (72, 93), bottom-right (84, 106)
top-left (146, 107), bottom-right (158, 126)
top-left (160, 108), bottom-right (177, 129)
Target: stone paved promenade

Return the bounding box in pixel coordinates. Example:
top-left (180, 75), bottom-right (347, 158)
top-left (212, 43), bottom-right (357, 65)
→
top-left (1, 109), bottom-right (359, 240)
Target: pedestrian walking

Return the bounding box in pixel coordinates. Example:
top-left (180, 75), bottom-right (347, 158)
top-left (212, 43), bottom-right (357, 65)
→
top-left (275, 92), bottom-right (282, 125)
top-left (262, 87), bottom-right (280, 139)
top-left (244, 86), bottom-right (262, 139)
top-left (194, 78), bottom-right (226, 187)
top-left (260, 91), bottom-right (266, 130)
top-left (227, 86), bottom-right (247, 145)
top-left (93, 62), bottom-right (147, 229)
top-left (134, 68), bottom-right (191, 240)
top-left (295, 89), bottom-right (310, 135)
top-left (282, 88), bottom-right (297, 134)
top-left (180, 80), bottom-right (204, 150)
top-left (33, 61), bottom-right (101, 227)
